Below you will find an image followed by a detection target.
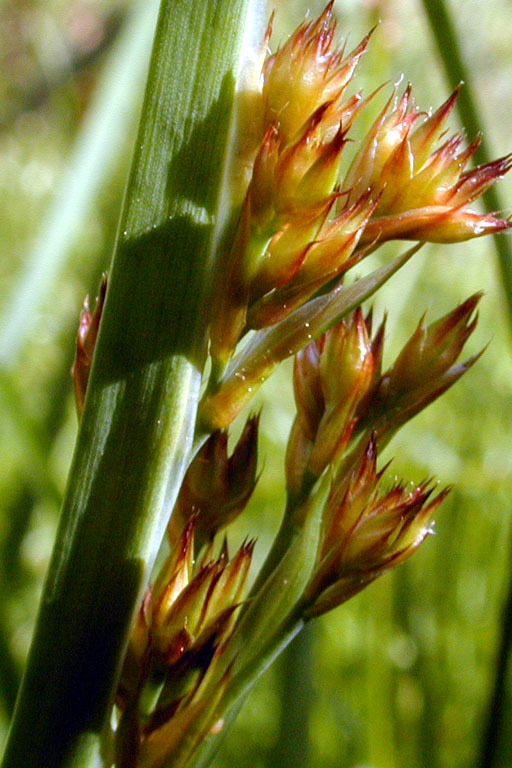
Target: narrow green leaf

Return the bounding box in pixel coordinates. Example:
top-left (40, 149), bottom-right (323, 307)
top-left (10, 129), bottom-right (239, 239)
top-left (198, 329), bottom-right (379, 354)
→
top-left (0, 2), bottom-right (265, 767)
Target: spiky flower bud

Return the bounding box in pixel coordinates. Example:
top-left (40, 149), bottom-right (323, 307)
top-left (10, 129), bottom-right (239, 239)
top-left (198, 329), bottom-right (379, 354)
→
top-left (343, 86), bottom-right (512, 244)
top-left (116, 519), bottom-right (254, 767)
top-left (358, 293), bottom-right (483, 442)
top-left (169, 415), bottom-right (259, 546)
top-left (286, 309), bottom-right (377, 498)
top-left (304, 437), bottom-right (449, 617)
top-left (71, 275), bottom-right (107, 416)
top-left (262, 2), bottom-right (372, 147)
top-left (150, 539), bottom-right (253, 668)
top-left (248, 191), bottom-right (376, 329)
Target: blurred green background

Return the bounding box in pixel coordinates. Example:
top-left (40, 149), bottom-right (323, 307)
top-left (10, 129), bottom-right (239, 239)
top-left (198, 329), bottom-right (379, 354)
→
top-left (1, 0), bottom-right (512, 766)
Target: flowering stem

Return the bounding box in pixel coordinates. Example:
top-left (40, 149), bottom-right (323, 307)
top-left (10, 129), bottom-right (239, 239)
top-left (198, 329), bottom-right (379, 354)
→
top-left (0, 2), bottom-right (264, 767)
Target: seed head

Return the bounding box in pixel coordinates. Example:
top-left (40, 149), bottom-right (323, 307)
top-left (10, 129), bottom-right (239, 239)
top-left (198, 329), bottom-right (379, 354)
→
top-left (342, 86), bottom-right (512, 244)
top-left (285, 309), bottom-right (376, 497)
top-left (305, 437), bottom-right (449, 616)
top-left (359, 293), bottom-right (483, 441)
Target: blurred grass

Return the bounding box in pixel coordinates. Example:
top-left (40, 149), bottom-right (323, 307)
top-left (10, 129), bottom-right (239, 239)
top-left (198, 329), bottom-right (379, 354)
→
top-left (1, 0), bottom-right (512, 766)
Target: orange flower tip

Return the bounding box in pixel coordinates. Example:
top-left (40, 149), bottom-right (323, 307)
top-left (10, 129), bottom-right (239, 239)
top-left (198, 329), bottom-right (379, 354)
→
top-left (181, 516), bottom-right (197, 550)
top-left (431, 84), bottom-right (461, 124)
top-left (264, 10), bottom-right (275, 49)
top-left (311, 1), bottom-right (336, 38)
top-left (395, 83), bottom-right (413, 119)
top-left (238, 537), bottom-right (257, 562)
top-left (460, 345), bottom-right (487, 373)
top-left (362, 432), bottom-right (378, 466)
top-left (453, 153), bottom-right (512, 203)
top-left (452, 291), bottom-right (483, 322)
top-left (336, 22), bottom-right (376, 72)
top-left (429, 292), bottom-right (481, 345)
top-left (219, 536), bottom-right (230, 563)
top-left (464, 132), bottom-right (483, 159)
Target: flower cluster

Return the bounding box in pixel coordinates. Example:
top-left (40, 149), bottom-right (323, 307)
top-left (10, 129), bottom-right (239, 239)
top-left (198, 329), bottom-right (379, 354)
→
top-left (347, 86), bottom-right (512, 244)
top-left (69, 5), bottom-right (511, 766)
top-left (116, 518), bottom-right (254, 768)
top-left (276, 295), bottom-right (477, 617)
top-left (210, 5), bottom-right (378, 364)
top-left (286, 293), bottom-right (481, 499)
top-left (199, 1), bottom-right (509, 434)
top-left (304, 436), bottom-right (449, 617)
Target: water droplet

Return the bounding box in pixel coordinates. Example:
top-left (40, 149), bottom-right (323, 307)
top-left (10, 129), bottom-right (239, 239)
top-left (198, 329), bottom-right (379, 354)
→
top-left (247, 387), bottom-right (253, 392)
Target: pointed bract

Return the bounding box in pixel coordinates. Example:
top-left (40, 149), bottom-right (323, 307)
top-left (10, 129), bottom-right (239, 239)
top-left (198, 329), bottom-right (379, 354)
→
top-left (358, 294), bottom-right (483, 441)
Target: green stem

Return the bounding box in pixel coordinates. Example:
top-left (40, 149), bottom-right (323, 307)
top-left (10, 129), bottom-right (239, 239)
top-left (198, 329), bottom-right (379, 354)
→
top-left (419, 0), bottom-right (512, 330)
top-left (0, 2), bottom-right (262, 767)
top-left (189, 616), bottom-right (307, 768)
top-left (269, 623), bottom-right (315, 768)
top-left (477, 517), bottom-right (512, 767)
top-left (189, 478), bottom-right (328, 768)
top-left (249, 485), bottom-right (314, 598)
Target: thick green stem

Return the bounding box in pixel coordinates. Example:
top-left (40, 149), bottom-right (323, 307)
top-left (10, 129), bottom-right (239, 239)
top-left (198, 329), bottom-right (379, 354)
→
top-left (1, 2), bottom-right (262, 767)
